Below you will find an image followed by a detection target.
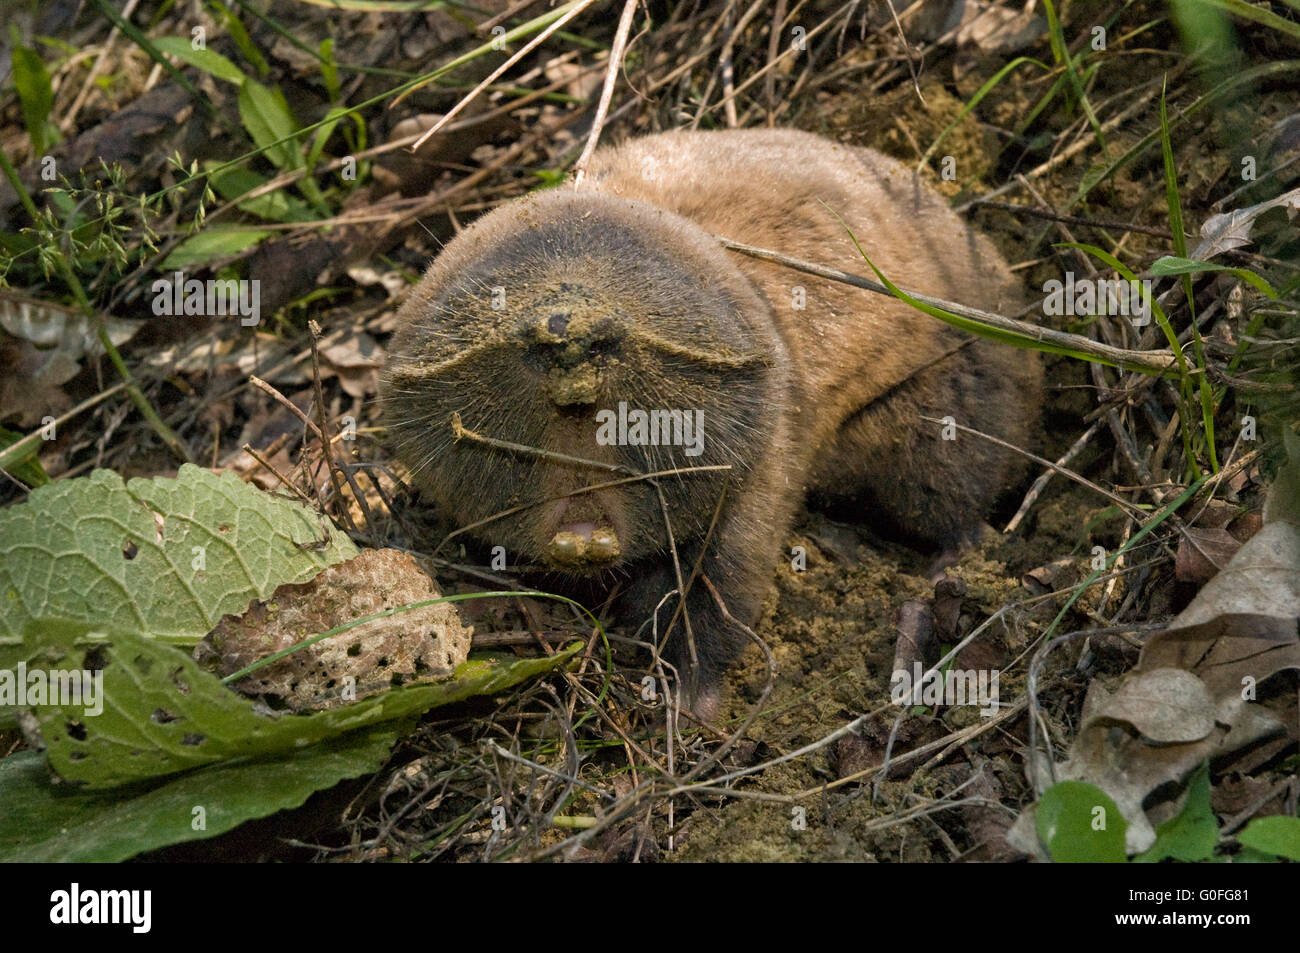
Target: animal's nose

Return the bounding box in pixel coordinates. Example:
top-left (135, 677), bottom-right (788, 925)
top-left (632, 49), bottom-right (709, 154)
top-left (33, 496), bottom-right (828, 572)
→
top-left (517, 308), bottom-right (622, 406)
top-left (518, 310), bottom-right (622, 369)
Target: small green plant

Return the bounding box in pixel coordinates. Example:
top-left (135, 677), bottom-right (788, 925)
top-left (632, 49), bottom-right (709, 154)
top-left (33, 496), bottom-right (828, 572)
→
top-left (1038, 763), bottom-right (1300, 862)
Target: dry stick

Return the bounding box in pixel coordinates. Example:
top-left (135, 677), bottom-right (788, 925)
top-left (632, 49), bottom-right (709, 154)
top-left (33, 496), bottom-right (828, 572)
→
top-left (643, 0), bottom-right (739, 94)
top-left (659, 477), bottom-right (730, 659)
top-left (241, 443), bottom-right (314, 505)
top-left (968, 199), bottom-right (1176, 240)
top-left (686, 0), bottom-right (745, 129)
top-left (307, 320), bottom-right (369, 540)
top-left (1220, 779), bottom-right (1294, 836)
top-left (652, 481), bottom-right (700, 688)
top-left (571, 0), bottom-right (639, 186)
top-left (248, 374), bottom-right (333, 511)
top-left (664, 696), bottom-right (1028, 806)
top-left (998, 178), bottom-right (1108, 535)
top-left (1026, 626), bottom-right (1120, 792)
top-left (701, 0), bottom-right (855, 119)
top-left (1192, 448), bottom-right (1261, 504)
top-left (715, 236), bottom-right (1178, 375)
top-left (487, 741), bottom-right (609, 800)
top-left (1004, 419), bottom-right (1104, 533)
top-left (392, 106), bottom-right (593, 235)
top-left (871, 605), bottom-right (1013, 801)
top-left (61, 0), bottom-right (142, 131)
top-left (814, 699), bottom-right (1029, 801)
top-left (437, 464), bottom-right (732, 554)
top-left (476, 0), bottom-right (546, 33)
top-left (441, 415), bottom-right (730, 550)
top-left (678, 576), bottom-right (777, 785)
top-left (410, 0), bottom-right (598, 151)
top-left (716, 0), bottom-right (766, 129)
top-left (883, 0), bottom-right (924, 104)
top-left (306, 322), bottom-right (356, 529)
top-left (451, 413), bottom-right (632, 474)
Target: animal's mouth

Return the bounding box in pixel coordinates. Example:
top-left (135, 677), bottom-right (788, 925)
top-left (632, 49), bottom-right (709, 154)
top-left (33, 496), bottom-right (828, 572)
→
top-left (546, 521), bottom-right (622, 567)
top-left (544, 499), bottom-right (622, 569)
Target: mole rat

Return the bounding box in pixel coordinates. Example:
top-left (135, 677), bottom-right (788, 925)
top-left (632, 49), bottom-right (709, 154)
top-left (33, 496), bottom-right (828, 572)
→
top-left (382, 128), bottom-right (1041, 719)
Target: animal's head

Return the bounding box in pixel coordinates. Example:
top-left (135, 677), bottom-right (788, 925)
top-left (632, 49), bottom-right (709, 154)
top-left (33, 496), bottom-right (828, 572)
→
top-left (382, 190), bottom-right (788, 572)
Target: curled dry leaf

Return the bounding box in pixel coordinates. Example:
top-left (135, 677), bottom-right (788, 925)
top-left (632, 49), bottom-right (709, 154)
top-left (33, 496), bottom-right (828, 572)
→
top-left (1190, 185), bottom-right (1300, 260)
top-left (319, 330), bottom-right (385, 398)
top-left (1082, 668), bottom-right (1217, 744)
top-left (0, 290), bottom-right (140, 426)
top-left (196, 548), bottom-right (472, 711)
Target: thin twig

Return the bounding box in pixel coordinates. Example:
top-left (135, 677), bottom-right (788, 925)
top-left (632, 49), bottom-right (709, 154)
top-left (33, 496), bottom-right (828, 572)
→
top-left (1005, 419), bottom-right (1104, 533)
top-left (572, 0), bottom-right (639, 186)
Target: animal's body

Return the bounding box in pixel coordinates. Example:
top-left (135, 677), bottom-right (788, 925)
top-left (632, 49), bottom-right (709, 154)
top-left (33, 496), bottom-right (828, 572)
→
top-left (383, 128), bottom-right (1040, 716)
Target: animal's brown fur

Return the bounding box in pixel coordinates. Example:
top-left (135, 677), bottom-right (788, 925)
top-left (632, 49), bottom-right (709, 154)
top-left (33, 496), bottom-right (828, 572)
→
top-left (383, 128), bottom-right (1041, 715)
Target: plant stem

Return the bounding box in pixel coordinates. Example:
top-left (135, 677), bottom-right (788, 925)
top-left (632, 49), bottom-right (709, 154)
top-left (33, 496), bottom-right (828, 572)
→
top-left (0, 149), bottom-right (192, 464)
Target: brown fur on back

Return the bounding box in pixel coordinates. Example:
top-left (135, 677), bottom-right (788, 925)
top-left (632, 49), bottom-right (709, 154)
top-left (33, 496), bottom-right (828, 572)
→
top-left (585, 130), bottom-right (1039, 543)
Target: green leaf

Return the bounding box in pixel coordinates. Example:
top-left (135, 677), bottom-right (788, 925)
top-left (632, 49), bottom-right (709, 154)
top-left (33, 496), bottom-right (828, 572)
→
top-left (206, 163), bottom-right (316, 222)
top-left (1037, 781), bottom-right (1129, 862)
top-left (1134, 762), bottom-right (1218, 862)
top-left (319, 38), bottom-right (340, 101)
top-left (1151, 256), bottom-right (1278, 299)
top-left (151, 36), bottom-right (247, 85)
top-left (162, 227), bottom-right (272, 267)
top-left (0, 464), bottom-right (357, 658)
top-left (19, 618), bottom-right (581, 788)
top-left (0, 425), bottom-right (48, 487)
top-left (11, 40), bottom-right (56, 156)
top-left (0, 729), bottom-right (398, 862)
top-left (237, 80), bottom-right (303, 170)
top-left (1238, 816), bottom-right (1300, 861)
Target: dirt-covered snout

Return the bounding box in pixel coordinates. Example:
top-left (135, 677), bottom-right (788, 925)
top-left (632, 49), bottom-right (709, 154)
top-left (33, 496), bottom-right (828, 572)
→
top-left (512, 287), bottom-right (627, 408)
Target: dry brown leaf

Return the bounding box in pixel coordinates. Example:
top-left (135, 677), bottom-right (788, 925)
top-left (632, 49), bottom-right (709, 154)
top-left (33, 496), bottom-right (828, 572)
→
top-left (0, 291), bottom-right (140, 426)
top-left (195, 548), bottom-right (472, 710)
top-left (1175, 526), bottom-right (1242, 584)
top-left (1080, 668), bottom-right (1216, 744)
top-left (1190, 185), bottom-right (1300, 260)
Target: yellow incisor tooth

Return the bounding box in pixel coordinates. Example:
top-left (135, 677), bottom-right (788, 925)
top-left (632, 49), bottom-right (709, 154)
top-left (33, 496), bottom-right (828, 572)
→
top-left (586, 526), bottom-right (621, 562)
top-left (547, 531), bottom-right (586, 566)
